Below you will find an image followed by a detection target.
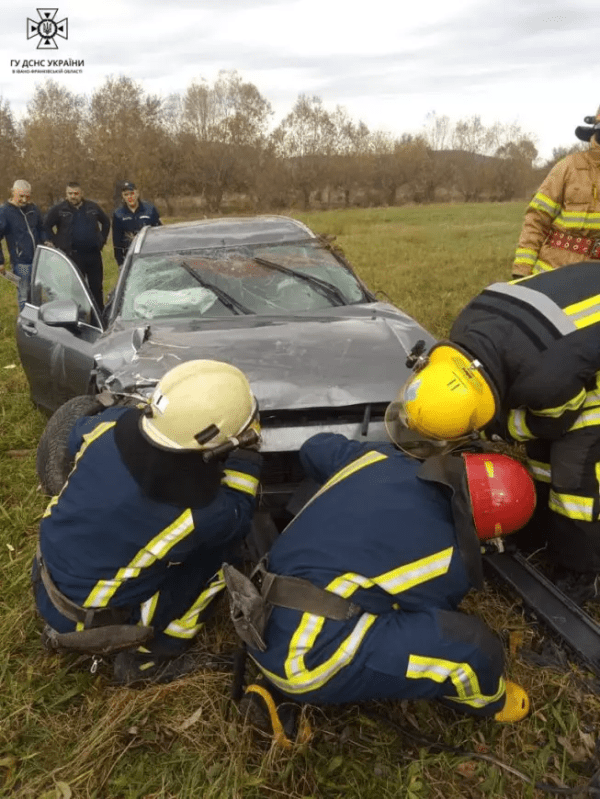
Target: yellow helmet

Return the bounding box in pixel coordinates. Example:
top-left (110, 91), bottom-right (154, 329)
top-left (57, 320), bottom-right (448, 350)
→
top-left (140, 359), bottom-right (257, 451)
top-left (385, 343), bottom-right (497, 441)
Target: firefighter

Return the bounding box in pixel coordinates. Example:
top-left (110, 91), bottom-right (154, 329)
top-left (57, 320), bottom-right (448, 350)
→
top-left (512, 106), bottom-right (600, 278)
top-left (393, 262), bottom-right (600, 592)
top-left (33, 359), bottom-right (262, 685)
top-left (225, 432), bottom-right (536, 732)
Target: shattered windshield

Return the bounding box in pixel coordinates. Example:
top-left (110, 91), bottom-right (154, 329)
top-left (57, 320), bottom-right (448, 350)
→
top-left (119, 241), bottom-right (369, 321)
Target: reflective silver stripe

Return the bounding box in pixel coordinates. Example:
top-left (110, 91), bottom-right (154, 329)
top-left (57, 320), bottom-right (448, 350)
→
top-left (569, 407), bottom-right (600, 432)
top-left (485, 283), bottom-right (577, 335)
top-left (527, 460), bottom-right (551, 483)
top-left (549, 490), bottom-right (593, 521)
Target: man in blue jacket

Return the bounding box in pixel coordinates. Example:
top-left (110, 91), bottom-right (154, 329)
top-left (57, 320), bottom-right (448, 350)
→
top-left (33, 359), bottom-right (262, 685)
top-left (228, 433), bottom-right (536, 735)
top-left (112, 181), bottom-right (161, 267)
top-left (0, 180), bottom-right (52, 310)
top-left (44, 182), bottom-right (110, 311)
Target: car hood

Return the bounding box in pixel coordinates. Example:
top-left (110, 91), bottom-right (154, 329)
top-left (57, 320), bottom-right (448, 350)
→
top-left (94, 302), bottom-right (434, 410)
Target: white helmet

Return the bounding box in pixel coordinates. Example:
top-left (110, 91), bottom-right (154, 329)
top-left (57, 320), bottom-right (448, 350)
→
top-left (140, 359), bottom-right (257, 451)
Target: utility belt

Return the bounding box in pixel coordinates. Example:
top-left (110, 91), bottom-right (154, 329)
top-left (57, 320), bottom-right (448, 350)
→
top-left (547, 229), bottom-right (600, 259)
top-left (222, 559), bottom-right (364, 652)
top-left (36, 546), bottom-right (154, 656)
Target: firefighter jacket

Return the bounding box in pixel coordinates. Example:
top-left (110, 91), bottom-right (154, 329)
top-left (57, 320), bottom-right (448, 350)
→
top-left (0, 201), bottom-right (47, 267)
top-left (34, 406), bottom-right (262, 644)
top-left (449, 262), bottom-right (600, 443)
top-left (250, 433), bottom-right (507, 717)
top-left (44, 199), bottom-right (110, 255)
top-left (513, 139), bottom-right (600, 276)
top-left (112, 201), bottom-right (161, 265)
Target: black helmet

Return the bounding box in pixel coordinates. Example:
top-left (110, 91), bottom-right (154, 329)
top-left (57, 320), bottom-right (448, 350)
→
top-left (575, 106), bottom-right (600, 142)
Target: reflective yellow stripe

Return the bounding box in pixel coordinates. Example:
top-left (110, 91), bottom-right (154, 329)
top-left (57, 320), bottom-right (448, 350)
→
top-left (529, 192), bottom-right (560, 217)
top-left (563, 294), bottom-right (600, 329)
top-left (530, 388), bottom-right (586, 420)
top-left (222, 470), bottom-right (259, 496)
top-left (140, 591), bottom-right (160, 626)
top-left (549, 490), bottom-right (594, 521)
top-left (554, 211), bottom-right (600, 229)
top-left (42, 421), bottom-right (117, 517)
top-left (568, 407), bottom-right (600, 432)
top-left (406, 654), bottom-right (506, 709)
top-left (82, 509), bottom-right (195, 608)
top-left (258, 547), bottom-right (453, 695)
top-left (507, 409), bottom-right (533, 441)
top-left (513, 248), bottom-right (538, 266)
top-left (164, 571), bottom-right (225, 639)
top-left (526, 459), bottom-right (551, 483)
top-left (531, 259), bottom-right (553, 274)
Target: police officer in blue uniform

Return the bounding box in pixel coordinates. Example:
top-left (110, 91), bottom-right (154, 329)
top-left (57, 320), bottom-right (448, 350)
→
top-left (229, 431), bottom-right (536, 729)
top-left (33, 360), bottom-right (262, 685)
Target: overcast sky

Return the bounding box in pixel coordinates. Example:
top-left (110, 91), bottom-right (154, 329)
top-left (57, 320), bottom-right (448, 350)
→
top-left (1, 0), bottom-right (598, 163)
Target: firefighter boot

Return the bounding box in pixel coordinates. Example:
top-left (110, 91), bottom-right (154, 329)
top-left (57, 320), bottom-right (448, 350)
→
top-left (494, 680), bottom-right (530, 722)
top-left (240, 677), bottom-right (312, 748)
top-left (113, 648), bottom-right (233, 686)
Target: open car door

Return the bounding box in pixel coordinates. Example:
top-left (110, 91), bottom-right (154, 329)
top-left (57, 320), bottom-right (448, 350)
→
top-left (16, 246), bottom-right (105, 412)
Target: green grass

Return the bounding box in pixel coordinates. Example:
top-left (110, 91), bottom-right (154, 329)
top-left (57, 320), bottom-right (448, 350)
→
top-left (2, 204), bottom-right (600, 798)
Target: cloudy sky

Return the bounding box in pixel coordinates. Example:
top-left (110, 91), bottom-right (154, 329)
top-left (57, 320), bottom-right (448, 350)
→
top-left (0, 0), bottom-right (598, 162)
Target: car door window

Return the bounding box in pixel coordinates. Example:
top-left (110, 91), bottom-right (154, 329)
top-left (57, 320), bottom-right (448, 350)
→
top-left (30, 247), bottom-right (101, 328)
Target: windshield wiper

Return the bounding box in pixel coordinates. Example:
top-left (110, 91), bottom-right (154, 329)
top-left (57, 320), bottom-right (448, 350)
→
top-left (253, 256), bottom-right (346, 306)
top-left (180, 261), bottom-right (253, 315)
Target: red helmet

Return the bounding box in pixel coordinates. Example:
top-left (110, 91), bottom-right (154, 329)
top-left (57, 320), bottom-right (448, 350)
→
top-left (463, 452), bottom-right (536, 540)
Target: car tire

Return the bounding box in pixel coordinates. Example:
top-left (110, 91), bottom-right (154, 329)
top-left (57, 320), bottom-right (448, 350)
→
top-left (36, 395), bottom-right (105, 496)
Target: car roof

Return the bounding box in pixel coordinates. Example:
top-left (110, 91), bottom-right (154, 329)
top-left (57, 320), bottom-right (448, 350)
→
top-left (138, 215), bottom-right (318, 255)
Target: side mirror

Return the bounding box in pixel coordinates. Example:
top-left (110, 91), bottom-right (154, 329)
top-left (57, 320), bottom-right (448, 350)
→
top-left (39, 298), bottom-right (80, 327)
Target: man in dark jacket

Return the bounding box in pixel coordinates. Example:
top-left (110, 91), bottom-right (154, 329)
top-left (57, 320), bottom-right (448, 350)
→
top-left (33, 359), bottom-right (262, 685)
top-left (0, 180), bottom-right (52, 310)
top-left (228, 433), bottom-right (535, 732)
top-left (393, 262), bottom-right (600, 591)
top-left (44, 182), bottom-right (110, 311)
top-left (112, 181), bottom-right (161, 267)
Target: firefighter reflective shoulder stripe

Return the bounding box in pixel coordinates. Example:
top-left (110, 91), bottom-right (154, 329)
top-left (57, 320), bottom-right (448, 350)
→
top-left (163, 570), bottom-right (225, 639)
top-left (254, 547), bottom-right (453, 695)
top-left (43, 420), bottom-right (117, 518)
top-left (529, 192), bottom-right (560, 218)
top-left (563, 294), bottom-right (600, 329)
top-left (406, 654), bottom-right (506, 709)
top-left (82, 509), bottom-right (196, 609)
top-left (222, 469), bottom-right (259, 496)
top-left (485, 283), bottom-right (577, 336)
top-left (290, 451), bottom-right (388, 526)
top-left (527, 388), bottom-right (586, 419)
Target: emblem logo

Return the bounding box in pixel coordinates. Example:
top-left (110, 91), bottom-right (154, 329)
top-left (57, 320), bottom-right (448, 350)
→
top-left (27, 8), bottom-right (68, 49)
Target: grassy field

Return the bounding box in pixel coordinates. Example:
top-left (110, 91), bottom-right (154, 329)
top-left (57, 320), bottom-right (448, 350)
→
top-left (2, 202), bottom-right (600, 798)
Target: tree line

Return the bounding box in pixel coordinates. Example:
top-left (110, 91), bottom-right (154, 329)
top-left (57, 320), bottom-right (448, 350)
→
top-left (0, 71), bottom-right (578, 214)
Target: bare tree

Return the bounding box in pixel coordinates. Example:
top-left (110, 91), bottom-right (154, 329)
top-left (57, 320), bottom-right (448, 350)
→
top-left (0, 98), bottom-right (21, 199)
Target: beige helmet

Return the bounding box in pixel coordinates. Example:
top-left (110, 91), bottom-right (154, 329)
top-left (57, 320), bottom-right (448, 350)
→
top-left (140, 359), bottom-right (258, 451)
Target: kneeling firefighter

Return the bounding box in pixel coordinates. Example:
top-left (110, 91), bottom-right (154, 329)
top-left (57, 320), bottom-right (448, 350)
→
top-left (33, 359), bottom-right (262, 685)
top-left (391, 262), bottom-right (600, 589)
top-left (224, 431), bottom-right (536, 733)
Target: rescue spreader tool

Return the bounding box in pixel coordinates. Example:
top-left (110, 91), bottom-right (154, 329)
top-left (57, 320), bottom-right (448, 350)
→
top-left (484, 549), bottom-right (600, 679)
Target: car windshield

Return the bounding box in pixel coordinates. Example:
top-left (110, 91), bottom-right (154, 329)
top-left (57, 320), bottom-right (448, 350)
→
top-left (119, 241), bottom-right (369, 321)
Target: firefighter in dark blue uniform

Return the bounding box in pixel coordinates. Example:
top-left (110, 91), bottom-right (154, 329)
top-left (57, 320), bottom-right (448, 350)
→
top-left (33, 360), bottom-right (262, 685)
top-left (395, 262), bottom-right (600, 585)
top-left (112, 181), bottom-right (161, 266)
top-left (230, 433), bottom-right (535, 728)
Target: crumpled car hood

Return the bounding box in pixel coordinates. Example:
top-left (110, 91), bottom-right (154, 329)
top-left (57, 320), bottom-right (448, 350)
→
top-left (94, 302), bottom-right (434, 410)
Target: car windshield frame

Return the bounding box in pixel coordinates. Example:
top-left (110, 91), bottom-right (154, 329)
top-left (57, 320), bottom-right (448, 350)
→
top-left (114, 238), bottom-right (373, 323)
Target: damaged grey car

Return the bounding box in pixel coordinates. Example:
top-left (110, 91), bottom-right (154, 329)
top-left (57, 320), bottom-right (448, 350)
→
top-left (17, 215), bottom-right (434, 525)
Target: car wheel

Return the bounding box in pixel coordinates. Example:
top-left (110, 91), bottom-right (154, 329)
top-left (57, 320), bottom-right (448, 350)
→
top-left (36, 395), bottom-right (105, 496)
